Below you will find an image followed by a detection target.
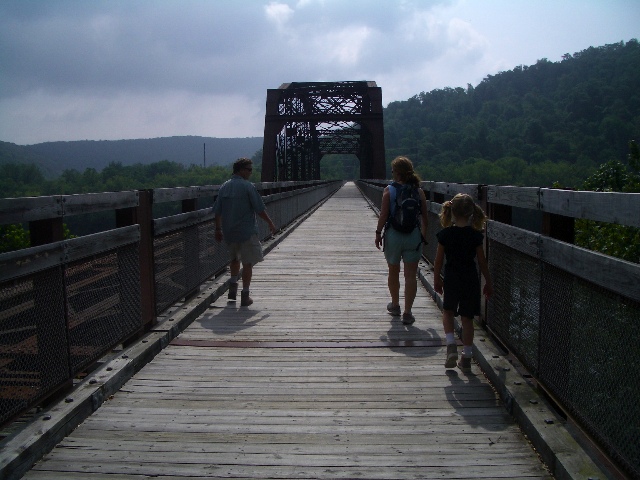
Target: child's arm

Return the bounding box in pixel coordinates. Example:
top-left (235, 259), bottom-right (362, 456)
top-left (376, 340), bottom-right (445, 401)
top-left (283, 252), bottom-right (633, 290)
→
top-left (433, 243), bottom-right (445, 294)
top-left (476, 245), bottom-right (493, 298)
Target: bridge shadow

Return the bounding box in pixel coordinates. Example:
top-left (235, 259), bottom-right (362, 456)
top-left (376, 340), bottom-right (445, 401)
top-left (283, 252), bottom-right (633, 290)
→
top-left (380, 318), bottom-right (441, 358)
top-left (444, 369), bottom-right (510, 432)
top-left (197, 303), bottom-right (271, 334)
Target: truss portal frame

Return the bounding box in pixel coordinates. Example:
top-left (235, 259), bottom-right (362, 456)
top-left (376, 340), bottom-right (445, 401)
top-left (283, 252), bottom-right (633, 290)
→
top-left (261, 81), bottom-right (386, 181)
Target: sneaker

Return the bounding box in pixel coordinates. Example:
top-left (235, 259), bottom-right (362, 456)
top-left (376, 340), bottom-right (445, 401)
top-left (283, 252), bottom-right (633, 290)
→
top-left (387, 302), bottom-right (401, 316)
top-left (445, 344), bottom-right (458, 368)
top-left (402, 312), bottom-right (415, 325)
top-left (457, 356), bottom-right (472, 372)
top-left (228, 282), bottom-right (238, 301)
top-left (240, 291), bottom-right (253, 307)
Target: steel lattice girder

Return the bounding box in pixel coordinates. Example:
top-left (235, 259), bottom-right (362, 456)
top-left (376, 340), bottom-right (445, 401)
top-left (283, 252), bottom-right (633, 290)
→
top-left (262, 81), bottom-right (385, 181)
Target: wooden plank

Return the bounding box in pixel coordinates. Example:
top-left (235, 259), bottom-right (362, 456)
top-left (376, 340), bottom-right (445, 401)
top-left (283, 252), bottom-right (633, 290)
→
top-left (0, 196), bottom-right (63, 224)
top-left (153, 185), bottom-right (219, 204)
top-left (540, 235), bottom-right (640, 302)
top-left (425, 181), bottom-right (480, 200)
top-left (153, 208), bottom-right (214, 236)
top-left (0, 242), bottom-right (64, 282)
top-left (540, 188), bottom-right (640, 227)
top-left (486, 185), bottom-right (540, 210)
top-left (62, 191), bottom-right (138, 216)
top-left (64, 225), bottom-right (139, 263)
top-left (487, 220), bottom-right (540, 258)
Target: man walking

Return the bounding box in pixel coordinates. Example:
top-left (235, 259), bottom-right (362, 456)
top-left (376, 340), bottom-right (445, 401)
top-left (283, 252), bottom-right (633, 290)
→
top-left (214, 158), bottom-right (277, 306)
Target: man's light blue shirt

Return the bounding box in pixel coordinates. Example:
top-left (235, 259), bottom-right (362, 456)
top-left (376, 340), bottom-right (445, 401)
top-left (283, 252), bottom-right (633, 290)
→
top-left (213, 175), bottom-right (266, 243)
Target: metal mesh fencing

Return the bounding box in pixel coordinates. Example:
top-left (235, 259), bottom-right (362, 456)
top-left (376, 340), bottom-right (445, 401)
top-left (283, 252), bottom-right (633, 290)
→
top-left (541, 264), bottom-right (640, 478)
top-left (488, 241), bottom-right (541, 374)
top-left (0, 268), bottom-right (68, 425)
top-left (65, 243), bottom-right (141, 374)
top-left (197, 220), bottom-right (229, 286)
top-left (488, 240), bottom-right (640, 478)
top-left (154, 225), bottom-right (205, 313)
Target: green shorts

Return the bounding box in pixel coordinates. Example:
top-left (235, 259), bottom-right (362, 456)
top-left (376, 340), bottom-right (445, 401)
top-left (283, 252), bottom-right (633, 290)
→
top-left (383, 227), bottom-right (422, 265)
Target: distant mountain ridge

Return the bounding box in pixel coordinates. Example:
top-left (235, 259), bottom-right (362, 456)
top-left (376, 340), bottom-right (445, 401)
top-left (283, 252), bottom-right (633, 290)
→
top-left (0, 136), bottom-right (263, 177)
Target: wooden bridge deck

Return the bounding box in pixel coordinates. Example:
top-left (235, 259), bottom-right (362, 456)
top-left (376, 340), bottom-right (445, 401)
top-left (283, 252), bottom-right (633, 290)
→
top-left (22, 182), bottom-right (553, 479)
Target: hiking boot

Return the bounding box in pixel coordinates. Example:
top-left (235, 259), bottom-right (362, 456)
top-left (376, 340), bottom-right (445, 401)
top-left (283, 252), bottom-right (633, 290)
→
top-left (387, 302), bottom-right (401, 316)
top-left (240, 291), bottom-right (253, 307)
top-left (457, 356), bottom-right (472, 372)
top-left (228, 282), bottom-right (238, 301)
top-left (445, 344), bottom-right (458, 368)
top-left (402, 312), bottom-right (415, 325)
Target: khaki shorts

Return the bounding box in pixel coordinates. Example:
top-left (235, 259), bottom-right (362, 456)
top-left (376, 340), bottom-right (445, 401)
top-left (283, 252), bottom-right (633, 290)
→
top-left (226, 235), bottom-right (264, 265)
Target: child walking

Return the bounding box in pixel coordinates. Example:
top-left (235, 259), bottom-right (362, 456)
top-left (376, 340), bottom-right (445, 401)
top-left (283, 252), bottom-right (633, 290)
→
top-left (433, 194), bottom-right (493, 372)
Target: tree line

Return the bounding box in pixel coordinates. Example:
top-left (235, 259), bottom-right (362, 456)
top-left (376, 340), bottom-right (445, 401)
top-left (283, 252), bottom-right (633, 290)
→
top-left (384, 40), bottom-right (640, 188)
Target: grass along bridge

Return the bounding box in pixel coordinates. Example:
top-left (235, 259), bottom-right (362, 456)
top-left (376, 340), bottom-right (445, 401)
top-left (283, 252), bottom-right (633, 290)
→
top-left (1, 181), bottom-right (637, 479)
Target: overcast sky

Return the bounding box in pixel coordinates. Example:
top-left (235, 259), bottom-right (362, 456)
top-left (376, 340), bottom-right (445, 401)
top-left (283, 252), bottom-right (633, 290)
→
top-left (1, 0), bottom-right (638, 145)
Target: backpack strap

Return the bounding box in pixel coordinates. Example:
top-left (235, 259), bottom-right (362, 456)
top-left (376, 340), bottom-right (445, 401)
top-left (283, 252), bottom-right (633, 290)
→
top-left (388, 182), bottom-right (400, 217)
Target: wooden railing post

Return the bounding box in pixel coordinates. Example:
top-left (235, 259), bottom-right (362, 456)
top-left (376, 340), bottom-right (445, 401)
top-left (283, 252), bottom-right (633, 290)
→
top-left (542, 211), bottom-right (575, 244)
top-left (29, 217), bottom-right (64, 246)
top-left (116, 190), bottom-right (156, 327)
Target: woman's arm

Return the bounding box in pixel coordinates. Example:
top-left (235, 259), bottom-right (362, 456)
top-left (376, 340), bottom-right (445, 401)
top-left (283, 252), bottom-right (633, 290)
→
top-left (419, 188), bottom-right (428, 240)
top-left (375, 187), bottom-right (390, 250)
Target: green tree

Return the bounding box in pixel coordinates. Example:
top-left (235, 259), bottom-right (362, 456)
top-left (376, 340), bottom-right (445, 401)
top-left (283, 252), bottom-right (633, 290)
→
top-left (0, 224), bottom-right (30, 253)
top-left (575, 141), bottom-right (640, 263)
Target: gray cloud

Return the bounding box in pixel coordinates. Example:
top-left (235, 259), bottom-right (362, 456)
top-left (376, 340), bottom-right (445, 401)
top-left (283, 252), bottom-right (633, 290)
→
top-left (0, 0), bottom-right (638, 144)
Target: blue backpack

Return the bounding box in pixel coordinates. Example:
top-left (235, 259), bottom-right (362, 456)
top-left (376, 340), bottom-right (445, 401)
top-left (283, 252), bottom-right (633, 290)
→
top-left (388, 182), bottom-right (421, 233)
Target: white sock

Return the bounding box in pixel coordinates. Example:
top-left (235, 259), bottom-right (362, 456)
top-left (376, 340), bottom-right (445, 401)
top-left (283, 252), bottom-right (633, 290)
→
top-left (445, 333), bottom-right (455, 345)
top-left (463, 345), bottom-right (473, 357)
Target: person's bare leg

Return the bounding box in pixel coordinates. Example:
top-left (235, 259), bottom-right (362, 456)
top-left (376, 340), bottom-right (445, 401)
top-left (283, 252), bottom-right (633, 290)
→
top-left (388, 263), bottom-right (401, 307)
top-left (403, 261), bottom-right (418, 313)
top-left (443, 309), bottom-right (458, 368)
top-left (458, 316), bottom-right (474, 371)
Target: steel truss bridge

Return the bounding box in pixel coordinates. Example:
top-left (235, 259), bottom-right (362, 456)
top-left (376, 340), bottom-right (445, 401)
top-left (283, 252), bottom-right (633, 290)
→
top-left (261, 81), bottom-right (386, 181)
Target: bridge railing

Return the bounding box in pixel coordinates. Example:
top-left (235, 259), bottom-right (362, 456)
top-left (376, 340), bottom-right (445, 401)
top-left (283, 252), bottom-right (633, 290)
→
top-left (0, 180), bottom-right (343, 428)
top-left (357, 179), bottom-right (640, 479)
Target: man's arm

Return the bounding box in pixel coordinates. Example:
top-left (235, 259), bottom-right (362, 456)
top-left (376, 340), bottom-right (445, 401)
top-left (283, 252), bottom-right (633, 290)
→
top-left (214, 215), bottom-right (223, 242)
top-left (258, 210), bottom-right (277, 234)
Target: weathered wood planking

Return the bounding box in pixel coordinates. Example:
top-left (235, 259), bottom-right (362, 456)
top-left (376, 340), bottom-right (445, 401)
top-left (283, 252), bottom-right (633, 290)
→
top-left (23, 183), bottom-right (552, 480)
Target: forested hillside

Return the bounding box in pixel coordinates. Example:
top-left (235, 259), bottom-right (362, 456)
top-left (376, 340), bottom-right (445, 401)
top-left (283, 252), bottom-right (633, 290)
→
top-left (384, 40), bottom-right (640, 187)
top-left (0, 136), bottom-right (263, 177)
